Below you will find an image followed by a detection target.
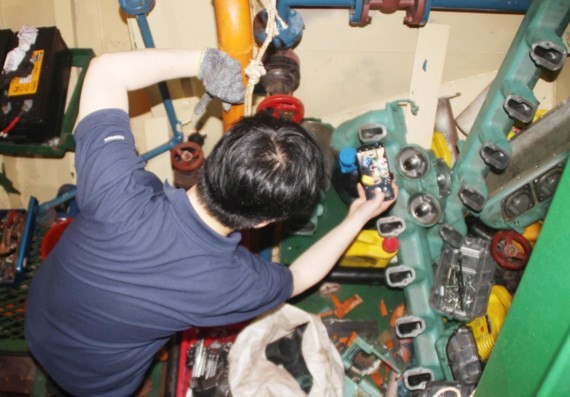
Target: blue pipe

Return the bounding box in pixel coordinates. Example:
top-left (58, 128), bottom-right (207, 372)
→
top-left (277, 0), bottom-right (352, 17)
top-left (430, 0), bottom-right (531, 12)
top-left (276, 0), bottom-right (531, 27)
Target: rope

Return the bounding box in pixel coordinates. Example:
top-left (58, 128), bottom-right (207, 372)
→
top-left (244, 0), bottom-right (288, 116)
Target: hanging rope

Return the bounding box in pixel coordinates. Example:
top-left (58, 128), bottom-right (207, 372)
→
top-left (244, 0), bottom-right (288, 116)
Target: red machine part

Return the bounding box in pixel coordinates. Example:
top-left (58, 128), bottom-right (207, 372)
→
top-left (365, 0), bottom-right (427, 26)
top-left (256, 94), bottom-right (305, 124)
top-left (491, 230), bottom-right (532, 271)
top-left (170, 142), bottom-right (204, 190)
top-left (171, 142), bottom-right (204, 173)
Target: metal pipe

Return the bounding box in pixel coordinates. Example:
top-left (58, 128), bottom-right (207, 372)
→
top-left (431, 0), bottom-right (531, 12)
top-left (278, 0), bottom-right (353, 17)
top-left (213, 0), bottom-right (253, 131)
top-left (276, 0), bottom-right (530, 26)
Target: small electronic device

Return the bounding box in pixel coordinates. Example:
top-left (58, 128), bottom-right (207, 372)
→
top-left (356, 142), bottom-right (394, 200)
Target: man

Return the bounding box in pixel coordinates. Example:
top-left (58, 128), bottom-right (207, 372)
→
top-left (25, 48), bottom-right (397, 396)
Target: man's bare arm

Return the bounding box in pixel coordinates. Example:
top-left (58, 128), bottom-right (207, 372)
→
top-left (289, 183), bottom-right (398, 297)
top-left (78, 49), bottom-right (201, 121)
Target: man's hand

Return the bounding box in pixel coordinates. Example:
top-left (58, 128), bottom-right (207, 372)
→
top-left (195, 48), bottom-right (245, 114)
top-left (347, 181), bottom-right (398, 223)
top-left (288, 179), bottom-right (398, 297)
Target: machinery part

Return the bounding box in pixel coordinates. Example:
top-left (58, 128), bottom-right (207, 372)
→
top-left (260, 49), bottom-right (300, 95)
top-left (171, 142), bottom-right (204, 190)
top-left (397, 146), bottom-right (429, 179)
top-left (534, 162), bottom-right (565, 202)
top-left (118, 0), bottom-right (155, 15)
top-left (503, 94), bottom-right (537, 124)
top-left (358, 122), bottom-right (387, 144)
top-left (446, 326), bottom-right (482, 385)
top-left (439, 224), bottom-right (464, 249)
top-left (325, 267), bottom-right (386, 285)
top-left (323, 319), bottom-right (378, 339)
top-left (253, 8), bottom-right (304, 49)
top-left (468, 285), bottom-right (512, 362)
top-left (443, 0), bottom-right (569, 234)
top-left (482, 98), bottom-right (570, 229)
top-left (500, 183), bottom-right (534, 222)
top-left (434, 158), bottom-right (452, 198)
top-left (256, 94), bottom-right (304, 123)
top-left (404, 367), bottom-right (434, 391)
top-left (433, 94), bottom-right (460, 165)
top-left (376, 215), bottom-right (406, 237)
top-left (490, 230), bottom-right (532, 271)
top-left (455, 83), bottom-right (491, 136)
top-left (386, 265), bottom-right (416, 288)
top-left (431, 237), bottom-right (496, 322)
top-left (271, 0), bottom-right (530, 29)
top-left (408, 192), bottom-right (442, 227)
top-left (342, 335), bottom-right (406, 375)
top-left (415, 380), bottom-right (476, 397)
top-left (465, 215), bottom-right (495, 241)
top-left (340, 229), bottom-right (399, 268)
top-left (332, 146), bottom-right (360, 204)
top-left (395, 315), bottom-right (426, 338)
top-left (530, 40), bottom-right (567, 72)
top-left (480, 143), bottom-right (510, 171)
top-left (458, 185), bottom-right (486, 212)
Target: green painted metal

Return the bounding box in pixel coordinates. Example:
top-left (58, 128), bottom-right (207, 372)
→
top-left (330, 101), bottom-right (454, 383)
top-left (0, 48), bottom-right (94, 157)
top-left (443, 0), bottom-right (570, 234)
top-left (476, 162), bottom-right (570, 397)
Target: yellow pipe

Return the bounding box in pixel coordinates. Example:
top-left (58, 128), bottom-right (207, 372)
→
top-left (213, 0), bottom-right (254, 131)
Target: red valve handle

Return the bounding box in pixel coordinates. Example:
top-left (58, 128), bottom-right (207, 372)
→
top-left (256, 94), bottom-right (305, 124)
top-left (491, 230), bottom-right (532, 271)
top-left (170, 142), bottom-right (204, 173)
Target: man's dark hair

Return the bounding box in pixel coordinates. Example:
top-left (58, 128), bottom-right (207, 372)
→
top-left (197, 113), bottom-right (325, 230)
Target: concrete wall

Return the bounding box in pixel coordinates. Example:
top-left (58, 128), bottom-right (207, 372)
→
top-left (0, 0), bottom-right (567, 208)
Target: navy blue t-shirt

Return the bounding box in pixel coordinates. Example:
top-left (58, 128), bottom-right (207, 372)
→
top-left (25, 109), bottom-right (293, 396)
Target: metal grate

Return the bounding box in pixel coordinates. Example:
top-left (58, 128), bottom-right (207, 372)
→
top-left (0, 227), bottom-right (41, 343)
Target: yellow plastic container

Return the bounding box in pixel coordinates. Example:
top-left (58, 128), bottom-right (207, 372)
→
top-left (339, 229), bottom-right (399, 268)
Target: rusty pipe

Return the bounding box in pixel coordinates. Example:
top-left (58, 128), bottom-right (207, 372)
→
top-left (213, 0), bottom-right (254, 131)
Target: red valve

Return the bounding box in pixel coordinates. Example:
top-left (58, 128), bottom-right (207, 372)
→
top-left (170, 142), bottom-right (204, 173)
top-left (491, 230), bottom-right (532, 271)
top-left (256, 94), bottom-right (305, 124)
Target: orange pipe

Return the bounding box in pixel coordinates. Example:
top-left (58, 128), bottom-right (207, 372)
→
top-left (213, 0), bottom-right (254, 131)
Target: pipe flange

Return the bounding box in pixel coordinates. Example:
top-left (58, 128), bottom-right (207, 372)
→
top-left (119, 0), bottom-right (155, 15)
top-left (397, 146), bottom-right (429, 179)
top-left (253, 8), bottom-right (304, 49)
top-left (408, 192), bottom-right (442, 227)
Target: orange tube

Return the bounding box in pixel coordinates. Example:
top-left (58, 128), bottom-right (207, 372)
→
top-left (213, 0), bottom-right (254, 131)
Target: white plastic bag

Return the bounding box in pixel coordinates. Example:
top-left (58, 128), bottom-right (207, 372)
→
top-left (228, 304), bottom-right (344, 397)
